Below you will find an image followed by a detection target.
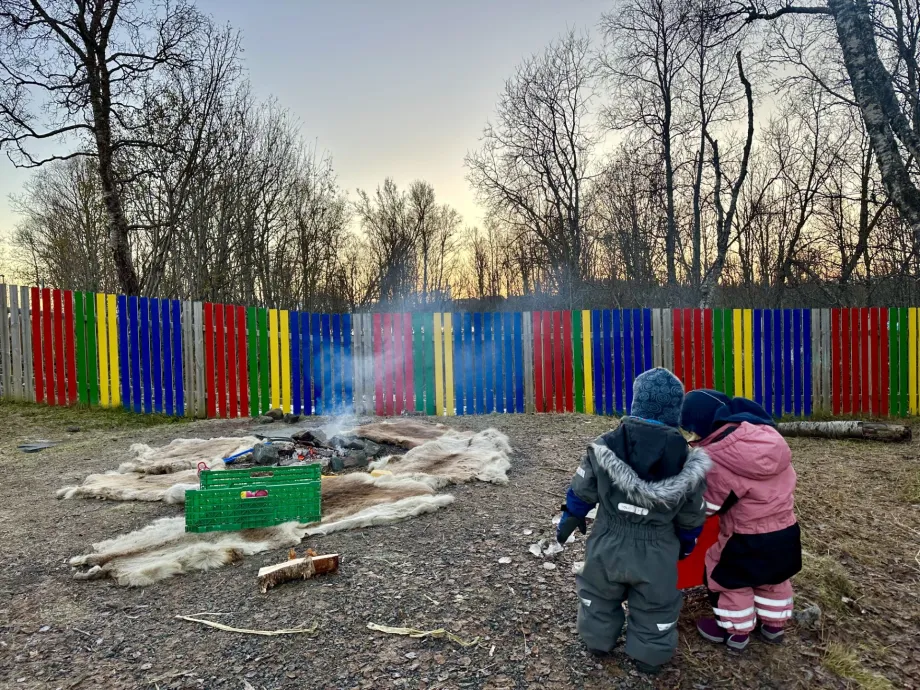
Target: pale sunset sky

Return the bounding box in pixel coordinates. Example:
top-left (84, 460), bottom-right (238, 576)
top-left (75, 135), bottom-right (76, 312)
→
top-left (0, 0), bottom-right (611, 273)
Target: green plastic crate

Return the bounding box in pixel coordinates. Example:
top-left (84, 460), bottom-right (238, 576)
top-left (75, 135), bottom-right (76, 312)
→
top-left (185, 481), bottom-right (321, 533)
top-left (199, 463), bottom-right (321, 489)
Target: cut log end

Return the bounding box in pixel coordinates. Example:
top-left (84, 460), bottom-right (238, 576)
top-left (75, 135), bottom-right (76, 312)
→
top-left (257, 554), bottom-right (339, 594)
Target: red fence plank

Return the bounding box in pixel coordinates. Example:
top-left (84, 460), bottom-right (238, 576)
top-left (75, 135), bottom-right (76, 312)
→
top-left (393, 313), bottom-right (405, 415)
top-left (226, 304), bottom-right (238, 419)
top-left (215, 304), bottom-right (227, 418)
top-left (543, 311), bottom-right (553, 413)
top-left (373, 313), bottom-right (384, 415)
top-left (693, 308), bottom-right (704, 390)
top-left (832, 309), bottom-right (841, 415)
top-left (53, 289), bottom-right (66, 405)
top-left (204, 303), bottom-right (216, 418)
top-left (842, 308), bottom-right (851, 414)
top-left (237, 306), bottom-right (249, 418)
top-left (553, 311), bottom-right (563, 413)
top-left (673, 309), bottom-right (683, 381)
top-left (383, 314), bottom-right (394, 415)
top-left (683, 308), bottom-right (693, 390)
top-left (563, 310), bottom-right (574, 412)
top-left (42, 288), bottom-right (54, 404)
top-left (870, 308), bottom-right (880, 415)
top-left (533, 312), bottom-right (544, 413)
top-left (860, 307), bottom-right (870, 413)
top-left (64, 290), bottom-right (77, 404)
top-left (403, 314), bottom-right (414, 412)
top-left (703, 309), bottom-right (714, 389)
top-left (31, 287), bottom-right (43, 403)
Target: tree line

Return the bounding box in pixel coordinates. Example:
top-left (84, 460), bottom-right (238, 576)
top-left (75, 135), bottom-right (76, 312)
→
top-left (3, 0), bottom-right (920, 310)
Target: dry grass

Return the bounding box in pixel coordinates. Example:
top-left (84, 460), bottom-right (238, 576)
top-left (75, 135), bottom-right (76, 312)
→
top-left (795, 551), bottom-right (857, 614)
top-left (900, 467), bottom-right (920, 504)
top-left (823, 642), bottom-right (895, 690)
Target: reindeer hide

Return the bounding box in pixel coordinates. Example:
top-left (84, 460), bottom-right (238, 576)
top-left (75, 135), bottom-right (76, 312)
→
top-left (118, 436), bottom-right (258, 474)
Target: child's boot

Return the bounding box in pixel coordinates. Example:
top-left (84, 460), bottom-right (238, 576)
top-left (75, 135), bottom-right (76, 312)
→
top-left (696, 617), bottom-right (726, 644)
top-left (759, 623), bottom-right (785, 644)
top-left (726, 633), bottom-right (749, 651)
top-left (634, 660), bottom-right (661, 675)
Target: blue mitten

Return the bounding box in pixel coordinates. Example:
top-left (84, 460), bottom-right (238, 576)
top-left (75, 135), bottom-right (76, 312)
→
top-left (556, 488), bottom-right (594, 544)
top-left (677, 525), bottom-right (704, 560)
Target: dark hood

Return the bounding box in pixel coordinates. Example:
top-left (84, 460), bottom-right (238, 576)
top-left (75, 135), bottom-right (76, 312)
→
top-left (597, 417), bottom-right (691, 482)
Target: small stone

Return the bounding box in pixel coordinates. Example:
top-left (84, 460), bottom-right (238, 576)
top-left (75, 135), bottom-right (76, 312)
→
top-left (405, 652), bottom-right (417, 660)
top-left (265, 408), bottom-right (285, 420)
top-left (362, 441), bottom-right (383, 457)
top-left (330, 457), bottom-right (345, 473)
top-left (283, 413), bottom-right (302, 424)
top-left (343, 450), bottom-right (369, 469)
top-left (255, 416), bottom-right (274, 424)
top-left (523, 529), bottom-right (533, 536)
top-left (66, 426), bottom-right (80, 433)
top-left (793, 604), bottom-right (821, 629)
top-left (140, 663), bottom-right (152, 671)
top-left (498, 557), bottom-right (512, 564)
top-left (542, 562), bottom-right (557, 570)
top-left (38, 626), bottom-right (50, 633)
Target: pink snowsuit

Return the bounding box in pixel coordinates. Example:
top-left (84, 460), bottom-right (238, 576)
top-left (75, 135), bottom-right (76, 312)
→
top-left (698, 421), bottom-right (801, 635)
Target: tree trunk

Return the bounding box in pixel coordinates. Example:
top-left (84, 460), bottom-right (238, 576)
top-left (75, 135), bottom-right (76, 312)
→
top-left (777, 420), bottom-right (912, 442)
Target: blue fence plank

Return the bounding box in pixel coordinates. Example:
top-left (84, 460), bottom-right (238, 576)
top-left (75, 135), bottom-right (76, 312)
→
top-left (773, 310), bottom-right (782, 418)
top-left (602, 309), bottom-right (613, 416)
top-left (623, 310), bottom-right (633, 413)
top-left (632, 309), bottom-right (643, 376)
top-left (613, 309), bottom-right (624, 414)
top-left (592, 310), bottom-right (603, 415)
top-left (172, 300), bottom-right (184, 415)
top-left (311, 313), bottom-right (322, 414)
top-left (754, 309), bottom-right (762, 406)
top-left (463, 313), bottom-right (474, 415)
top-left (150, 298), bottom-right (163, 413)
top-left (128, 296), bottom-right (141, 413)
top-left (761, 309), bottom-right (773, 414)
top-left (291, 311), bottom-right (301, 415)
top-left (162, 300), bottom-right (173, 416)
top-left (804, 309), bottom-right (812, 417)
top-left (140, 297), bottom-right (152, 414)
top-left (483, 313), bottom-right (494, 413)
top-left (321, 314), bottom-right (332, 412)
top-left (502, 313), bottom-right (512, 413)
top-left (473, 312), bottom-right (484, 414)
top-left (301, 313), bottom-right (312, 416)
top-left (332, 314), bottom-right (343, 411)
top-left (793, 309), bottom-right (802, 416)
top-left (452, 312), bottom-right (463, 414)
top-left (783, 309), bottom-right (792, 415)
top-left (118, 295), bottom-right (130, 409)
top-left (492, 313), bottom-right (503, 412)
top-left (343, 313), bottom-right (353, 412)
top-left (513, 312), bottom-right (524, 413)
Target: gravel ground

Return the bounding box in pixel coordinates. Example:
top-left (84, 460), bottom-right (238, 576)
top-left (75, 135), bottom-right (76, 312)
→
top-left (1, 402), bottom-right (918, 689)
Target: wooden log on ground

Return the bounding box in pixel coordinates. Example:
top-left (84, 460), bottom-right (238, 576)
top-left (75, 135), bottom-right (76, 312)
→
top-left (257, 553), bottom-right (339, 593)
top-left (777, 421), bottom-right (912, 443)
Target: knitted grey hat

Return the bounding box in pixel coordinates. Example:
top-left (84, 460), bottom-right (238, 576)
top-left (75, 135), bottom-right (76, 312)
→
top-left (629, 367), bottom-right (685, 428)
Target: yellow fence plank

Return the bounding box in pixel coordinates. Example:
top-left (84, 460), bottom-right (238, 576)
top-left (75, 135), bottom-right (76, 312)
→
top-left (443, 313), bottom-right (455, 416)
top-left (582, 309), bottom-right (594, 414)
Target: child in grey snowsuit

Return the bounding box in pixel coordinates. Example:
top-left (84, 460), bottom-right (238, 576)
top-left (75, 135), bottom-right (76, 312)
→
top-left (556, 368), bottom-right (710, 674)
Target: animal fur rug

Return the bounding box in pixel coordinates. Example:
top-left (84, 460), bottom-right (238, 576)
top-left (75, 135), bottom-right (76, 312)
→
top-left (56, 467), bottom-right (205, 503)
top-left (69, 474), bottom-right (454, 586)
top-left (118, 436), bottom-right (258, 474)
top-left (351, 420), bottom-right (451, 449)
top-left (369, 428), bottom-right (513, 488)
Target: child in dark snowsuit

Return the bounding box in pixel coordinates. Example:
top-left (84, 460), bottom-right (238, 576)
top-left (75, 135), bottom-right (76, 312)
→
top-left (680, 390), bottom-right (802, 652)
top-left (556, 368), bottom-right (710, 674)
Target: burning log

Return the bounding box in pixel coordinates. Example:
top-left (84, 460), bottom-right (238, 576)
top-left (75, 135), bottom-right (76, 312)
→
top-left (257, 552), bottom-right (340, 593)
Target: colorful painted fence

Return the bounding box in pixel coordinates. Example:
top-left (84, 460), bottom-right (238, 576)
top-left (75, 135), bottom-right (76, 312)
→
top-left (0, 284), bottom-right (917, 419)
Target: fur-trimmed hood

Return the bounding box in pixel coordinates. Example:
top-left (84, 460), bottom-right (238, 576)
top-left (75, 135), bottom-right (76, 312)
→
top-left (591, 442), bottom-right (711, 510)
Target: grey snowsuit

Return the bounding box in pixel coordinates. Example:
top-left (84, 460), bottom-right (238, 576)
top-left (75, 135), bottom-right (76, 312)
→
top-left (570, 418), bottom-right (710, 667)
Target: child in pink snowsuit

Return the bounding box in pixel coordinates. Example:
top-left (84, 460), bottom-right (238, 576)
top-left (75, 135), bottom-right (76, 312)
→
top-left (680, 390), bottom-right (801, 651)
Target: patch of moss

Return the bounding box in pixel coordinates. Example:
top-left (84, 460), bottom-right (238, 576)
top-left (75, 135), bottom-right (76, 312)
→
top-left (795, 551), bottom-right (856, 614)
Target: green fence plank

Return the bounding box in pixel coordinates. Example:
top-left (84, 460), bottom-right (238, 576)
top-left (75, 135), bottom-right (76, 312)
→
top-left (424, 314), bottom-right (436, 415)
top-left (85, 292), bottom-right (98, 405)
top-left (257, 307), bottom-right (270, 415)
top-left (247, 306), bottom-right (258, 417)
top-left (889, 309), bottom-right (899, 416)
top-left (723, 310), bottom-right (735, 397)
top-left (74, 292), bottom-right (87, 403)
top-left (412, 312), bottom-right (426, 413)
top-left (900, 307), bottom-right (909, 416)
top-left (572, 310), bottom-right (585, 413)
top-left (713, 308), bottom-right (724, 393)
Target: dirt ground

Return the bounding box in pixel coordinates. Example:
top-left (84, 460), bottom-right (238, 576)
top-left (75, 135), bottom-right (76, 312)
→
top-left (1, 402), bottom-right (918, 690)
